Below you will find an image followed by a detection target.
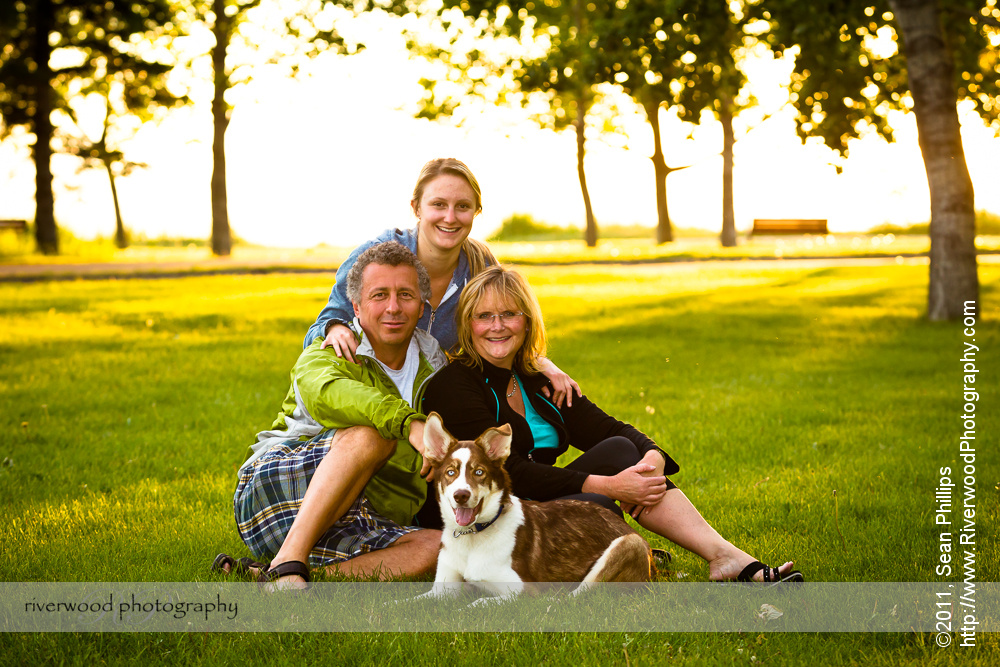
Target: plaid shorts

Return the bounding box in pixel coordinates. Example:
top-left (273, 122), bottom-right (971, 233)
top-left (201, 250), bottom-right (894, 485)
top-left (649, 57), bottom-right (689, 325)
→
top-left (234, 428), bottom-right (418, 567)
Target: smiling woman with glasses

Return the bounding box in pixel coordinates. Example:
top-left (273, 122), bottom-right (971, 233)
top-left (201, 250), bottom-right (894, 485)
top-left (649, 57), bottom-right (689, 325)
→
top-left (419, 265), bottom-right (804, 584)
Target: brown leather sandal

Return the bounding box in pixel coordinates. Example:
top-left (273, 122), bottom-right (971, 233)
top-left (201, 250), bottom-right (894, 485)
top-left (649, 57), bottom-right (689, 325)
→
top-left (257, 560), bottom-right (312, 590)
top-left (212, 553), bottom-right (265, 579)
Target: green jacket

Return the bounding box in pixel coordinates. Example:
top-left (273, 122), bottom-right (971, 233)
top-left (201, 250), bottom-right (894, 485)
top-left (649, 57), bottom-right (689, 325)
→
top-left (243, 323), bottom-right (448, 526)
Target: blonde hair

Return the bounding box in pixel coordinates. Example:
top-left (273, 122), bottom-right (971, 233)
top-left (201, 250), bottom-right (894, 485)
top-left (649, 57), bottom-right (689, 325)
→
top-left (462, 237), bottom-right (495, 277)
top-left (453, 266), bottom-right (547, 375)
top-left (411, 158), bottom-right (496, 276)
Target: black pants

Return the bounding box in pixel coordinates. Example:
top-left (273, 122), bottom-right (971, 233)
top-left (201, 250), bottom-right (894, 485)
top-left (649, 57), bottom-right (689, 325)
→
top-left (415, 437), bottom-right (675, 528)
top-left (559, 436), bottom-right (677, 515)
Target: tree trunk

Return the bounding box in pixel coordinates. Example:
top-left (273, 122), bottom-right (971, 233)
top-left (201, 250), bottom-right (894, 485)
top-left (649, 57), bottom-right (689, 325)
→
top-left (211, 0), bottom-right (232, 257)
top-left (105, 162), bottom-right (128, 249)
top-left (575, 100), bottom-right (598, 248)
top-left (720, 103), bottom-right (737, 247)
top-left (889, 0), bottom-right (978, 320)
top-left (32, 0), bottom-right (58, 255)
top-left (645, 99), bottom-right (673, 244)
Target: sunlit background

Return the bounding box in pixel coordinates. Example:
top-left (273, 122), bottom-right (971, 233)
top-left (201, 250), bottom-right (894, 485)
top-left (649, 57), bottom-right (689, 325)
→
top-left (2, 6), bottom-right (999, 249)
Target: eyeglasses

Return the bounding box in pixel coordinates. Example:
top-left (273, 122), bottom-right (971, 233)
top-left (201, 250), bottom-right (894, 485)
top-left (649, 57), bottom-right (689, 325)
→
top-left (472, 311), bottom-right (525, 325)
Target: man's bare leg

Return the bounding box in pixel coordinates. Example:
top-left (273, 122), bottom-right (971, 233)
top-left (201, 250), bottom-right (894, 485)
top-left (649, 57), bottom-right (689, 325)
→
top-left (321, 529), bottom-right (441, 580)
top-left (262, 426), bottom-right (397, 587)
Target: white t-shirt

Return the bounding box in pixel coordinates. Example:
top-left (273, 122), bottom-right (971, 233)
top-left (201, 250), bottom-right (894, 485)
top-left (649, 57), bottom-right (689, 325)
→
top-left (375, 337), bottom-right (420, 407)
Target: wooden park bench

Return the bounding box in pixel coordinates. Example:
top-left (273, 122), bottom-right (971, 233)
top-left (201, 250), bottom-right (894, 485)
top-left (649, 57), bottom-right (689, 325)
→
top-left (0, 219), bottom-right (28, 235)
top-left (749, 219), bottom-right (828, 237)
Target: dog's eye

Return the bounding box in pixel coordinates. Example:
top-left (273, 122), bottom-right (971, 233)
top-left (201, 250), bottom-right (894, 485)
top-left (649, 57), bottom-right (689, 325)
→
top-left (446, 469), bottom-right (456, 477)
top-left (474, 468), bottom-right (484, 476)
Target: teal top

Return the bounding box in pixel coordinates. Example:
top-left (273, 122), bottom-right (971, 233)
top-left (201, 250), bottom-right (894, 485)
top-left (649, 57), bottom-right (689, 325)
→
top-left (517, 374), bottom-right (559, 453)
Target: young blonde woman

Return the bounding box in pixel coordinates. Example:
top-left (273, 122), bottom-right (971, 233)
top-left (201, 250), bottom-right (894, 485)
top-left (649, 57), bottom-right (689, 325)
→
top-left (305, 158), bottom-right (580, 406)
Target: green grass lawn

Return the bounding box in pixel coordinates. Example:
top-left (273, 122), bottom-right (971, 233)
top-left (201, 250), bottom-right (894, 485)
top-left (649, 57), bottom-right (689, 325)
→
top-left (4, 233), bottom-right (1000, 271)
top-left (1, 262), bottom-right (997, 663)
top-left (492, 233), bottom-right (1000, 264)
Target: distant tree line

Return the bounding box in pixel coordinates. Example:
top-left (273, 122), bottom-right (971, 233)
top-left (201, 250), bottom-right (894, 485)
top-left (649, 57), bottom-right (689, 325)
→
top-left (2, 0), bottom-right (997, 319)
top-left (1, 0), bottom-right (357, 256)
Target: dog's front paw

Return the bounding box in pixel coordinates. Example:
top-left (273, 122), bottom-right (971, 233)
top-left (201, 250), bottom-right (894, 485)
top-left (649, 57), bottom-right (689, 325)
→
top-left (468, 592), bottom-right (520, 608)
top-left (417, 582), bottom-right (465, 600)
top-left (383, 582), bottom-right (464, 607)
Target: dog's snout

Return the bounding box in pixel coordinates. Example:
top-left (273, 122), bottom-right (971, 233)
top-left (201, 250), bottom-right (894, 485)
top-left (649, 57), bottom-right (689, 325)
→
top-left (453, 489), bottom-right (471, 505)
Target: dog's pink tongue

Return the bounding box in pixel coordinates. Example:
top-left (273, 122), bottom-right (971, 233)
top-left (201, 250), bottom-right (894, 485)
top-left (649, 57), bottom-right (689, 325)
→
top-left (454, 507), bottom-right (476, 527)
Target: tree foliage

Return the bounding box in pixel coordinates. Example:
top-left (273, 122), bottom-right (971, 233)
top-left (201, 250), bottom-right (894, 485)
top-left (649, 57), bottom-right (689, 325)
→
top-left (597, 1), bottom-right (761, 245)
top-left (763, 0), bottom-right (996, 319)
top-left (666, 1), bottom-right (763, 247)
top-left (459, 0), bottom-right (616, 246)
top-left (413, 1), bottom-right (763, 246)
top-left (0, 0), bottom-right (188, 254)
top-left (63, 93), bottom-right (150, 249)
top-left (764, 0), bottom-right (999, 150)
top-left (197, 0), bottom-right (364, 255)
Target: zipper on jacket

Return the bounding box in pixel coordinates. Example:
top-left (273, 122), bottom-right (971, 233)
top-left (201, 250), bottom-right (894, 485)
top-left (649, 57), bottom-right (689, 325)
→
top-left (534, 392), bottom-right (566, 423)
top-left (425, 277), bottom-right (457, 336)
top-left (414, 361), bottom-right (444, 406)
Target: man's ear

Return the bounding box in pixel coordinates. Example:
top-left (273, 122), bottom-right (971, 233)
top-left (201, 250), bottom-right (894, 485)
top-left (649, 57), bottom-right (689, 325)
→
top-left (352, 300), bottom-right (361, 319)
top-left (423, 412), bottom-right (454, 462)
top-left (477, 423), bottom-right (512, 463)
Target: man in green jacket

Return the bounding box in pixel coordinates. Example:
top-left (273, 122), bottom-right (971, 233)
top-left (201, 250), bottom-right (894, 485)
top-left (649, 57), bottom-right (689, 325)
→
top-left (231, 241), bottom-right (446, 589)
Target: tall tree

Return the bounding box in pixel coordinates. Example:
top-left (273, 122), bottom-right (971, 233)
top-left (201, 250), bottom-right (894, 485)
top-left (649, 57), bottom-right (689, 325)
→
top-left (763, 0), bottom-right (998, 319)
top-left (597, 1), bottom-right (686, 244)
top-left (419, 0), bottom-right (614, 247)
top-left (603, 1), bottom-right (765, 246)
top-left (421, 1), bottom-right (759, 246)
top-left (0, 0), bottom-right (184, 255)
top-left (209, 0), bottom-right (244, 257)
top-left (499, 0), bottom-right (609, 247)
top-left (670, 1), bottom-right (760, 247)
top-left (63, 94), bottom-right (150, 249)
top-left (890, 0), bottom-right (981, 319)
top-left (198, 0), bottom-right (354, 255)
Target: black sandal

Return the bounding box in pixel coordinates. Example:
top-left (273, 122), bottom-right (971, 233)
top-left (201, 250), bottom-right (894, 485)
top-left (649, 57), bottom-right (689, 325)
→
top-left (257, 560), bottom-right (312, 590)
top-left (651, 548), bottom-right (672, 565)
top-left (212, 553), bottom-right (265, 578)
top-left (737, 561), bottom-right (804, 584)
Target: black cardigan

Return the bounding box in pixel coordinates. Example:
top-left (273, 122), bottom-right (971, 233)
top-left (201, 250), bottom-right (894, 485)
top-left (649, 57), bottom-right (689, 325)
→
top-left (421, 359), bottom-right (679, 501)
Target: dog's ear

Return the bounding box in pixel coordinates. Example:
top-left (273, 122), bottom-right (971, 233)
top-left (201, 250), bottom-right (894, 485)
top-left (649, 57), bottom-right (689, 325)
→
top-left (477, 423), bottom-right (512, 463)
top-left (422, 412), bottom-right (454, 463)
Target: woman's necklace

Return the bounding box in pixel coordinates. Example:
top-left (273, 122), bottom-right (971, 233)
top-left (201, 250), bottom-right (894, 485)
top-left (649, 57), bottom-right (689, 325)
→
top-left (506, 374), bottom-right (519, 398)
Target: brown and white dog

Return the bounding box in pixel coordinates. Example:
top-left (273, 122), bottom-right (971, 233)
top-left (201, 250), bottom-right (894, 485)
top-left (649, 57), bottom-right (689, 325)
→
top-left (421, 412), bottom-right (652, 599)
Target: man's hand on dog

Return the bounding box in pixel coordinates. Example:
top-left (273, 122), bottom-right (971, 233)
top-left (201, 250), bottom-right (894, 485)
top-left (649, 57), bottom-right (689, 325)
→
top-left (407, 420), bottom-right (437, 480)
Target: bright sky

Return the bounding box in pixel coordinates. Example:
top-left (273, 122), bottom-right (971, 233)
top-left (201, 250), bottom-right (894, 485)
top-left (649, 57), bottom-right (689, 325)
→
top-left (2, 8), bottom-right (999, 248)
